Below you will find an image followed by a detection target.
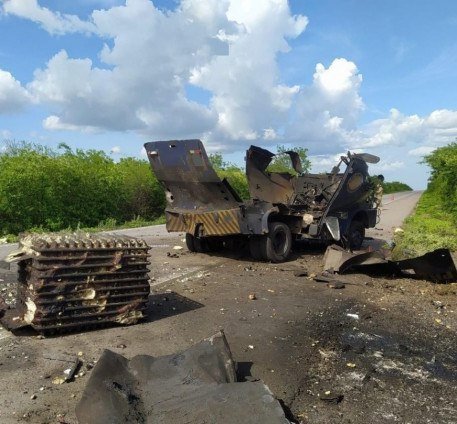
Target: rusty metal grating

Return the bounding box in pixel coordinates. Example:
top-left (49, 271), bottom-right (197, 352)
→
top-left (11, 233), bottom-right (151, 334)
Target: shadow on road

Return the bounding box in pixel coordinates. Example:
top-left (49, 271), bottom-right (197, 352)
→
top-left (146, 291), bottom-right (204, 323)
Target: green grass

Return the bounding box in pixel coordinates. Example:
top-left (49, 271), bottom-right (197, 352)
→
top-left (393, 191), bottom-right (457, 258)
top-left (0, 215), bottom-right (166, 244)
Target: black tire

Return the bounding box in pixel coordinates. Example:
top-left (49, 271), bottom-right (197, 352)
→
top-left (185, 233), bottom-right (196, 252)
top-left (193, 236), bottom-right (208, 253)
top-left (249, 236), bottom-right (264, 260)
top-left (347, 219), bottom-right (365, 250)
top-left (206, 237), bottom-right (223, 252)
top-left (261, 222), bottom-right (292, 262)
top-left (186, 233), bottom-right (208, 253)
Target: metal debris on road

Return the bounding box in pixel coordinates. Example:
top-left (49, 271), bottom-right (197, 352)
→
top-left (76, 331), bottom-right (290, 424)
top-left (43, 352), bottom-right (81, 385)
top-left (323, 245), bottom-right (457, 283)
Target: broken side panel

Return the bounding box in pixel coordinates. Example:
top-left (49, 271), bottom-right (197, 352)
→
top-left (145, 140), bottom-right (243, 236)
top-left (145, 140), bottom-right (241, 211)
top-left (246, 145), bottom-right (295, 204)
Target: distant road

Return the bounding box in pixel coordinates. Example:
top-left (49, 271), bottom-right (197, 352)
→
top-left (366, 190), bottom-right (423, 242)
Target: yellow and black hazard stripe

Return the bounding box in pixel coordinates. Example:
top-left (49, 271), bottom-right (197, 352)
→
top-left (165, 208), bottom-right (241, 236)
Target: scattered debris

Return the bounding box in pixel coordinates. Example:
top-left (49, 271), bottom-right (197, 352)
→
top-left (323, 245), bottom-right (457, 283)
top-left (248, 293), bottom-right (257, 301)
top-left (347, 313), bottom-right (360, 320)
top-left (172, 246), bottom-right (183, 250)
top-left (432, 300), bottom-right (444, 309)
top-left (319, 390), bottom-right (344, 404)
top-left (327, 281), bottom-right (345, 289)
top-left (44, 353), bottom-right (81, 385)
top-left (76, 332), bottom-right (290, 423)
top-left (346, 363), bottom-right (356, 368)
top-left (0, 233), bottom-right (151, 334)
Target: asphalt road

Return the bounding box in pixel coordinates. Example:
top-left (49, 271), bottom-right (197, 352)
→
top-left (3, 190), bottom-right (457, 424)
top-left (0, 190), bottom-right (423, 261)
top-left (366, 190), bottom-right (423, 244)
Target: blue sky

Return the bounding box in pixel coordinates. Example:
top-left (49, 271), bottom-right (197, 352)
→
top-left (0, 0), bottom-right (456, 188)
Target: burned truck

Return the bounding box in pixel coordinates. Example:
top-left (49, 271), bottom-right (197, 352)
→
top-left (144, 140), bottom-right (380, 262)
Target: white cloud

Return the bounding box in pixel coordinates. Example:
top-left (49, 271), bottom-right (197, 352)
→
top-left (408, 146), bottom-right (435, 157)
top-left (0, 69), bottom-right (30, 113)
top-left (14, 0), bottom-right (308, 149)
top-left (360, 108), bottom-right (457, 149)
top-left (2, 0), bottom-right (456, 176)
top-left (371, 160), bottom-right (405, 172)
top-left (286, 58), bottom-right (364, 152)
top-left (42, 115), bottom-right (99, 132)
top-left (110, 145), bottom-right (121, 154)
top-left (3, 0), bottom-right (96, 35)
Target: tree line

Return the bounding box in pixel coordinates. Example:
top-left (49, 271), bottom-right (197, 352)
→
top-left (0, 142), bottom-right (416, 237)
top-left (0, 142), bottom-right (165, 235)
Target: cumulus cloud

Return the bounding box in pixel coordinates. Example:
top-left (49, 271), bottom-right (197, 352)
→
top-left (0, 69), bottom-right (30, 113)
top-left (3, 0), bottom-right (96, 35)
top-left (9, 0), bottom-right (307, 148)
top-left (361, 108), bottom-right (457, 149)
top-left (2, 0), bottom-right (457, 167)
top-left (286, 58), bottom-right (364, 153)
top-left (408, 146), bottom-right (435, 157)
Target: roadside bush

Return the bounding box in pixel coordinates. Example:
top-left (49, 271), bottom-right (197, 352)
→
top-left (423, 143), bottom-right (457, 220)
top-left (382, 181), bottom-right (412, 194)
top-left (0, 142), bottom-right (165, 235)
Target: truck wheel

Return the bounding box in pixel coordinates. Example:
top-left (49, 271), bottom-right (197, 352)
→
top-left (193, 237), bottom-right (208, 253)
top-left (185, 233), bottom-right (196, 252)
top-left (206, 237), bottom-right (223, 252)
top-left (263, 222), bottom-right (292, 262)
top-left (249, 236), bottom-right (264, 260)
top-left (347, 219), bottom-right (365, 250)
top-left (185, 233), bottom-right (208, 253)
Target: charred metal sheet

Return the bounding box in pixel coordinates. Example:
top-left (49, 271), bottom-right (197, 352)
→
top-left (2, 233), bottom-right (150, 334)
top-left (144, 139), bottom-right (240, 211)
top-left (246, 146), bottom-right (374, 225)
top-left (76, 331), bottom-right (290, 424)
top-left (394, 249), bottom-right (457, 283)
top-left (144, 139), bottom-right (243, 236)
top-left (246, 145), bottom-right (295, 204)
top-left (324, 245), bottom-right (457, 283)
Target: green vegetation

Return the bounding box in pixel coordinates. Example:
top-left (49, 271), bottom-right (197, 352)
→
top-left (0, 142), bottom-right (165, 237)
top-left (266, 145), bottom-right (311, 174)
top-left (209, 153), bottom-right (250, 200)
top-left (393, 143), bottom-right (457, 256)
top-left (209, 145), bottom-right (311, 200)
top-left (423, 142), bottom-right (457, 218)
top-left (382, 181), bottom-right (412, 194)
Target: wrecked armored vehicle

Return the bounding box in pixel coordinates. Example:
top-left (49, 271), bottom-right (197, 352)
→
top-left (144, 139), bottom-right (380, 262)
